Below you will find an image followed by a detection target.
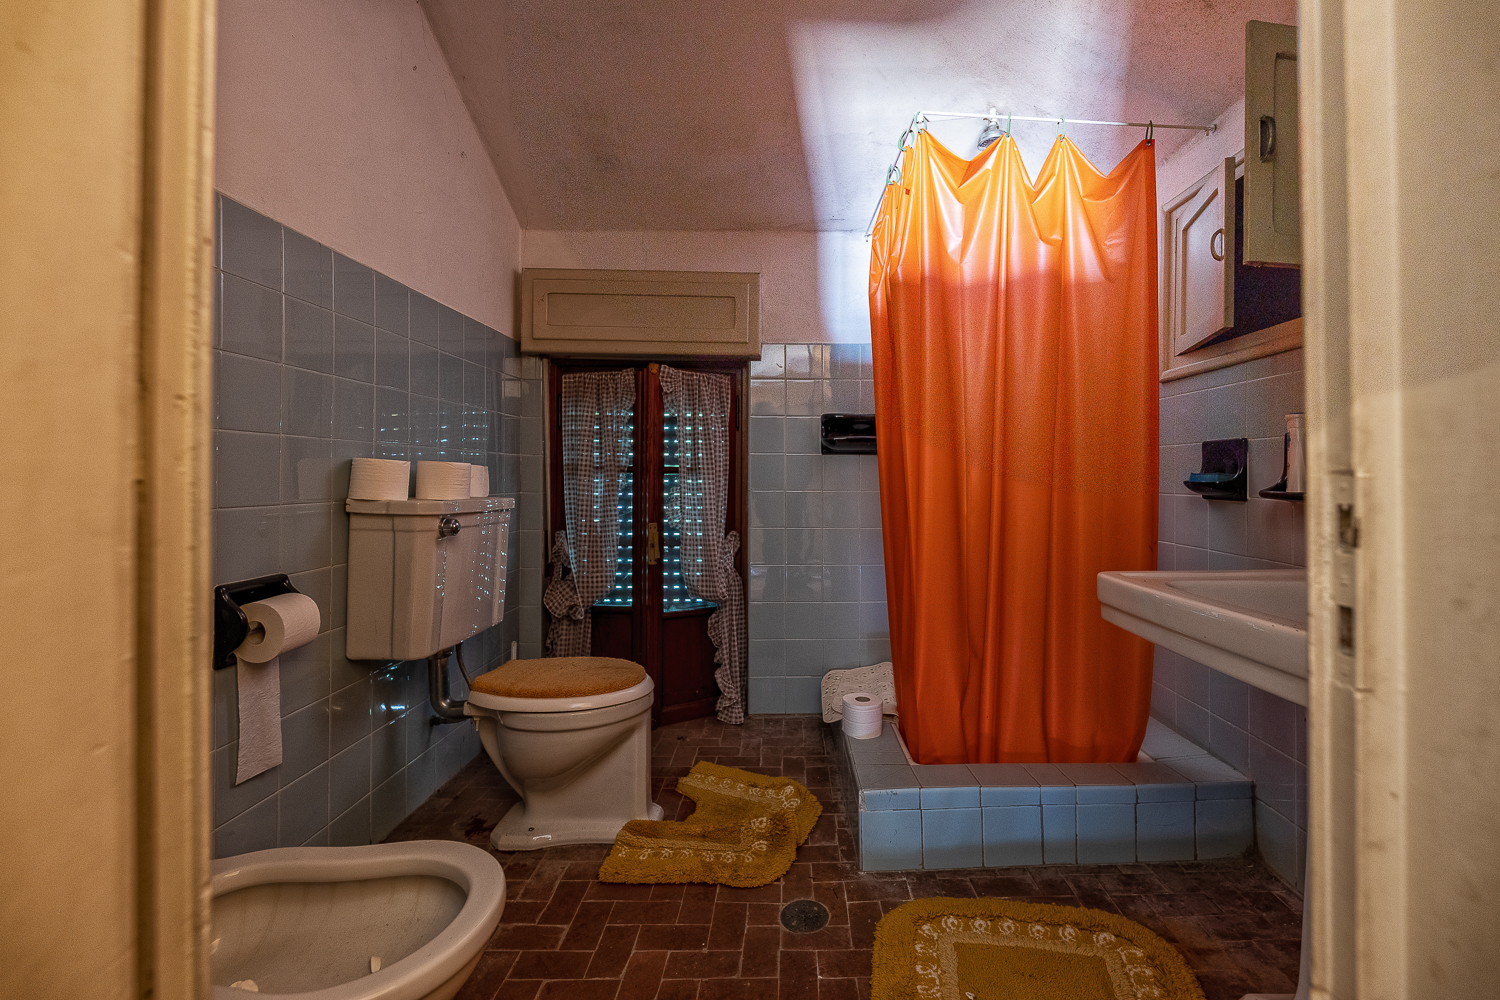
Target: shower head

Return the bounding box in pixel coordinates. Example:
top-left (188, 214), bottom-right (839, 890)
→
top-left (977, 108), bottom-right (1006, 151)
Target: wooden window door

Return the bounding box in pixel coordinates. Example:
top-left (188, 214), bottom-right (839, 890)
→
top-left (548, 360), bottom-right (746, 726)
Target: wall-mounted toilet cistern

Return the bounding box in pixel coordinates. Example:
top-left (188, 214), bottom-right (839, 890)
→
top-left (344, 494), bottom-right (515, 724)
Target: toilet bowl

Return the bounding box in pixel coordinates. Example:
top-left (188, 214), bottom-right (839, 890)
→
top-left (465, 656), bottom-right (664, 851)
top-left (210, 840), bottom-right (504, 1000)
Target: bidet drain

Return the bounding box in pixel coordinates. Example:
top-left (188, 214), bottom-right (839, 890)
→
top-left (779, 899), bottom-right (830, 934)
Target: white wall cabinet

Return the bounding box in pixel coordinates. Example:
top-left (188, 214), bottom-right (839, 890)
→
top-left (1164, 156), bottom-right (1238, 358)
top-left (1244, 20), bottom-right (1301, 266)
top-left (1160, 154), bottom-right (1303, 382)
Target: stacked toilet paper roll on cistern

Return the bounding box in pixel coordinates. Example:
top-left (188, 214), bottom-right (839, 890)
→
top-left (348, 457), bottom-right (492, 500)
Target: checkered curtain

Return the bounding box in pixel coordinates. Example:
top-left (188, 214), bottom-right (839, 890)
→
top-left (660, 365), bottom-right (746, 724)
top-left (545, 370), bottom-right (635, 657)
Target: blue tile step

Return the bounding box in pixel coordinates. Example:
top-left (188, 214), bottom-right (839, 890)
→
top-left (833, 718), bottom-right (1252, 872)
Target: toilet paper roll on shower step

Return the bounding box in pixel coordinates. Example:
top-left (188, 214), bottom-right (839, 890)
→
top-left (415, 461), bottom-right (472, 500)
top-left (469, 463), bottom-right (490, 497)
top-left (348, 457), bottom-right (410, 501)
top-left (841, 691), bottom-right (884, 740)
top-left (233, 593), bottom-right (321, 785)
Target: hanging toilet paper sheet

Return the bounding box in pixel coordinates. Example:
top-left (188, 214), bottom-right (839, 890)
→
top-left (348, 457), bottom-right (410, 501)
top-left (416, 461), bottom-right (472, 500)
top-left (234, 593), bottom-right (320, 785)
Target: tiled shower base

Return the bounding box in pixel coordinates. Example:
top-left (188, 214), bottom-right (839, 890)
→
top-left (834, 718), bottom-right (1254, 871)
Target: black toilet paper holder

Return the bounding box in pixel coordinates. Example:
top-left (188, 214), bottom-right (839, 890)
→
top-left (213, 574), bottom-right (303, 671)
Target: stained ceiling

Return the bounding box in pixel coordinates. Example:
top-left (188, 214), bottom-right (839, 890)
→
top-left (420, 0), bottom-right (1296, 232)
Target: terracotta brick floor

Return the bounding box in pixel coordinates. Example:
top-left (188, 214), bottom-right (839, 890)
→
top-left (386, 714), bottom-right (1303, 1000)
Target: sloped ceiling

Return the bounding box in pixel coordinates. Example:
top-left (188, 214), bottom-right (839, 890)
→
top-left (420, 0), bottom-right (1296, 232)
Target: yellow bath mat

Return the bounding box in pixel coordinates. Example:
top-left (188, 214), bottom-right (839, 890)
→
top-left (872, 897), bottom-right (1206, 1000)
top-left (598, 762), bottom-right (822, 887)
top-left (675, 761), bottom-right (822, 844)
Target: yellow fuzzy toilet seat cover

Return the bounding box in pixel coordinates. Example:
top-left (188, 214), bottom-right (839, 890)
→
top-left (470, 657), bottom-right (647, 700)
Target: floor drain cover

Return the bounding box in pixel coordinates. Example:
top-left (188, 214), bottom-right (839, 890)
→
top-left (780, 899), bottom-right (830, 934)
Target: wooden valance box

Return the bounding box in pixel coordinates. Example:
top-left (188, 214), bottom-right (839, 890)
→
top-left (520, 268), bottom-right (760, 359)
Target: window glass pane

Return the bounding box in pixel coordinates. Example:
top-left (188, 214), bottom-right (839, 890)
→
top-left (663, 411), bottom-right (715, 614)
top-left (595, 411), bottom-right (635, 608)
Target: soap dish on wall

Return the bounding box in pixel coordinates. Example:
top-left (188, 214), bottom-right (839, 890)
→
top-left (1258, 431), bottom-right (1305, 501)
top-left (1184, 438), bottom-right (1249, 502)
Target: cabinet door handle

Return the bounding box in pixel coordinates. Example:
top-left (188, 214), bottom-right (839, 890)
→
top-left (1210, 228), bottom-right (1227, 262)
top-left (645, 523), bottom-right (660, 565)
top-left (1259, 115), bottom-right (1277, 161)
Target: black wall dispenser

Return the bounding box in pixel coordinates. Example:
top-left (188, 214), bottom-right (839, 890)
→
top-left (821, 413), bottom-right (876, 455)
top-left (1184, 438), bottom-right (1249, 502)
top-left (213, 574), bottom-right (303, 671)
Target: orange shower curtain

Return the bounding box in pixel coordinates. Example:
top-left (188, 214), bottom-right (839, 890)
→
top-left (869, 131), bottom-right (1158, 765)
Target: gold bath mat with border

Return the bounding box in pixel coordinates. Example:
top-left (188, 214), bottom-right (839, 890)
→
top-left (872, 897), bottom-right (1207, 1000)
top-left (597, 762), bottom-right (822, 887)
top-left (675, 761), bottom-right (822, 844)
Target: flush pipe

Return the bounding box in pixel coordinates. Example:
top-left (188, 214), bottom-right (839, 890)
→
top-left (428, 642), bottom-right (476, 725)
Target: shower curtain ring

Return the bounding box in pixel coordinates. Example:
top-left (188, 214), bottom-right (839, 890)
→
top-left (1146, 120), bottom-right (1154, 143)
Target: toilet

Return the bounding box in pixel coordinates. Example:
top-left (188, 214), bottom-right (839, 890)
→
top-left (210, 840), bottom-right (504, 1000)
top-left (465, 656), bottom-right (664, 850)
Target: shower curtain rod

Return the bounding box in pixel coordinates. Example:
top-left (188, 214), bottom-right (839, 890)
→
top-left (863, 110), bottom-right (1217, 237)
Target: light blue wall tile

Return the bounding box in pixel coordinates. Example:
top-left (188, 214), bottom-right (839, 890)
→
top-left (284, 228), bottom-right (331, 309)
top-left (750, 344), bottom-right (784, 377)
top-left (923, 808), bottom-right (982, 869)
top-left (278, 762), bottom-right (329, 847)
top-left (982, 805), bottom-right (1044, 866)
top-left (211, 742), bottom-right (277, 827)
top-left (221, 272), bottom-right (284, 362)
top-left (859, 809), bottom-right (924, 871)
top-left (215, 431), bottom-right (281, 507)
top-left (375, 330), bottom-right (409, 391)
top-left (333, 379), bottom-right (374, 442)
top-left (329, 734), bottom-right (371, 818)
top-left (1041, 804), bottom-right (1076, 863)
top-left (749, 455), bottom-right (784, 492)
top-left (284, 298), bottom-right (334, 373)
top-left (213, 794), bottom-right (278, 859)
top-left (281, 367), bottom-right (333, 438)
top-left (328, 795), bottom-right (372, 847)
top-left (1076, 803), bottom-right (1136, 863)
top-left (374, 275), bottom-right (408, 336)
top-left (786, 676), bottom-right (820, 713)
top-left (1196, 798), bottom-right (1254, 858)
top-left (1255, 804), bottom-right (1304, 890)
top-left (371, 772), bottom-right (406, 841)
top-left (213, 507), bottom-right (282, 583)
top-left (750, 416), bottom-right (784, 453)
top-left (785, 416), bottom-right (821, 454)
top-left (333, 253), bottom-right (374, 324)
top-left (221, 199), bottom-right (282, 290)
top-left (1137, 801), bottom-right (1196, 862)
top-left (748, 677), bottom-right (785, 714)
top-left (217, 352), bottom-right (283, 433)
top-left (333, 316), bottom-right (375, 383)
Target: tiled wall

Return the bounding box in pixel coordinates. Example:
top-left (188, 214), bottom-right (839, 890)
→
top-left (746, 344), bottom-right (889, 714)
top-left (209, 196), bottom-right (544, 858)
top-left (1151, 348), bottom-right (1309, 889)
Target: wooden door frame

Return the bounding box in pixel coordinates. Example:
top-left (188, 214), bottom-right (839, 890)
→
top-left (2, 0), bottom-right (215, 996)
top-left (543, 357), bottom-right (748, 726)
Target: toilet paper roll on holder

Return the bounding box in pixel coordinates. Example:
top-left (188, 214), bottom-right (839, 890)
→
top-left (213, 574), bottom-right (304, 671)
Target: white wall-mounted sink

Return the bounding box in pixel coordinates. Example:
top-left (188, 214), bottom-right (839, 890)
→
top-left (1097, 569), bottom-right (1308, 707)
